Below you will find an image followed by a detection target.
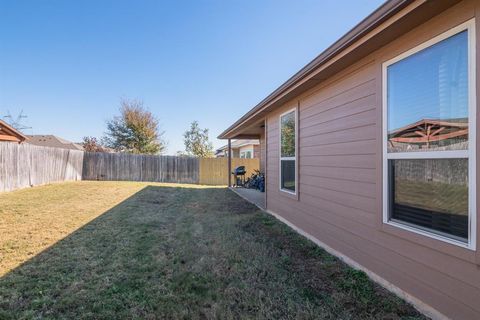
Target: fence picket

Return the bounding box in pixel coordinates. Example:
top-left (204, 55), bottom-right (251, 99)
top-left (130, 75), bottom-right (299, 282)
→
top-left (0, 143), bottom-right (84, 192)
top-left (81, 152), bottom-right (200, 184)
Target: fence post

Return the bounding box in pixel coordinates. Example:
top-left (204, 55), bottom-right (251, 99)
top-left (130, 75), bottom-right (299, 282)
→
top-left (227, 139), bottom-right (232, 187)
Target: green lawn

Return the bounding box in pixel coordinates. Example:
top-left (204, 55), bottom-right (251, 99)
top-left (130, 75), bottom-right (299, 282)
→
top-left (0, 181), bottom-right (424, 319)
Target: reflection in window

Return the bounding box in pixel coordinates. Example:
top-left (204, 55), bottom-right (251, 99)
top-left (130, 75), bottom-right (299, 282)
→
top-left (281, 111), bottom-right (295, 157)
top-left (389, 159), bottom-right (468, 242)
top-left (281, 160), bottom-right (296, 192)
top-left (384, 25), bottom-right (474, 245)
top-left (387, 31), bottom-right (468, 153)
top-left (280, 110), bottom-right (296, 193)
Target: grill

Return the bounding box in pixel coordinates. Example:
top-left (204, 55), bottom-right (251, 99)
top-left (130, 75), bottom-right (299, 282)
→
top-left (232, 166), bottom-right (246, 176)
top-left (232, 166), bottom-right (246, 187)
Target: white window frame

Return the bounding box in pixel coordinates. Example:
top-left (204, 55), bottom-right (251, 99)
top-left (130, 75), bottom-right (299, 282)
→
top-left (382, 19), bottom-right (476, 250)
top-left (240, 148), bottom-right (253, 159)
top-left (279, 107), bottom-right (298, 195)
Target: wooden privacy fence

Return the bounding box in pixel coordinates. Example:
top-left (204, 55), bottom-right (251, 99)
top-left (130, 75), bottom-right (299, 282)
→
top-left (82, 152), bottom-right (259, 185)
top-left (82, 152), bottom-right (199, 184)
top-left (0, 143), bottom-right (84, 192)
top-left (1, 143), bottom-right (261, 192)
top-left (199, 158), bottom-right (260, 185)
top-left (394, 158), bottom-right (468, 185)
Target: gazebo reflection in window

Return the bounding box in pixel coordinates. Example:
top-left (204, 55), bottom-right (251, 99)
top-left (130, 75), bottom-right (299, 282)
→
top-left (388, 118), bottom-right (468, 152)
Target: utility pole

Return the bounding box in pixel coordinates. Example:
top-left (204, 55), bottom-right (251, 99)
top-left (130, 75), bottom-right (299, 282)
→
top-left (3, 110), bottom-right (32, 131)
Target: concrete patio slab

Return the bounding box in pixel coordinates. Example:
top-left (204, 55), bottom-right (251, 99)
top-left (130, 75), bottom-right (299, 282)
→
top-left (231, 187), bottom-right (265, 210)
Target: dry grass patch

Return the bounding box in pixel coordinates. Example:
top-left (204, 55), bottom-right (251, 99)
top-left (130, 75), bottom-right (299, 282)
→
top-left (0, 181), bottom-right (425, 319)
top-left (0, 181), bottom-right (214, 276)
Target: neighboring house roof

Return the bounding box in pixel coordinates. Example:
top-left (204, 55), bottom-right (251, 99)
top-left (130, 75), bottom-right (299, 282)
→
top-left (218, 0), bottom-right (461, 139)
top-left (216, 139), bottom-right (259, 152)
top-left (26, 135), bottom-right (84, 151)
top-left (0, 119), bottom-right (28, 143)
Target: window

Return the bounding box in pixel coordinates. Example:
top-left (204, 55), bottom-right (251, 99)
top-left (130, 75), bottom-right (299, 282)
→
top-left (280, 108), bottom-right (297, 194)
top-left (383, 20), bottom-right (476, 249)
top-left (240, 150), bottom-right (253, 159)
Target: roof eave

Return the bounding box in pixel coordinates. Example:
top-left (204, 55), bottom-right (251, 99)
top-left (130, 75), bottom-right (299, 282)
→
top-left (218, 0), bottom-right (459, 140)
top-left (0, 120), bottom-right (28, 141)
top-left (218, 0), bottom-right (412, 139)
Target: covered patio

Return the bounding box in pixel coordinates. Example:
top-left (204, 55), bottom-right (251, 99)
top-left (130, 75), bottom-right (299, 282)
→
top-left (222, 119), bottom-right (267, 209)
top-left (222, 119), bottom-right (266, 211)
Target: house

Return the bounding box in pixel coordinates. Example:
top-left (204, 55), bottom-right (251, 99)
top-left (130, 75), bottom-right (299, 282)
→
top-left (215, 139), bottom-right (260, 158)
top-left (26, 135), bottom-right (84, 151)
top-left (219, 1), bottom-right (480, 319)
top-left (0, 119), bottom-right (27, 143)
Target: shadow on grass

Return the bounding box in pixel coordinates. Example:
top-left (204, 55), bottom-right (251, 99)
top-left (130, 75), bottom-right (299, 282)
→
top-left (0, 185), bottom-right (424, 319)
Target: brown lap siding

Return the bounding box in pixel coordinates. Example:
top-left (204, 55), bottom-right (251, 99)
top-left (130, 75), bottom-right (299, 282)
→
top-left (265, 2), bottom-right (480, 317)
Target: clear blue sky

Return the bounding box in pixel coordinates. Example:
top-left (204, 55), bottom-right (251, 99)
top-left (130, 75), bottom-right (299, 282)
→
top-left (0, 0), bottom-right (384, 154)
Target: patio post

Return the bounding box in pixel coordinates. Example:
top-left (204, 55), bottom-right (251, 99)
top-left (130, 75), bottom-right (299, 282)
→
top-left (228, 139), bottom-right (232, 187)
